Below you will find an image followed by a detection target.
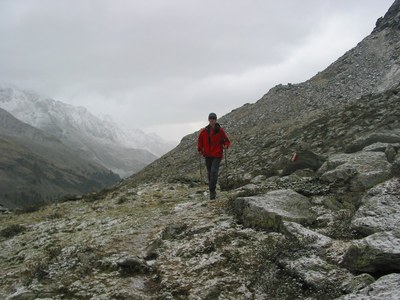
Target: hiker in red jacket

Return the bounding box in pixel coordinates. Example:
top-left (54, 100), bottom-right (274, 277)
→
top-left (197, 112), bottom-right (231, 200)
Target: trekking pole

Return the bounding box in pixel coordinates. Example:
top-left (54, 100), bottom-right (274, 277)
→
top-left (224, 148), bottom-right (229, 189)
top-left (199, 153), bottom-right (203, 182)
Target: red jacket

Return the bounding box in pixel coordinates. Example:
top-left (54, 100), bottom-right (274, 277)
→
top-left (198, 123), bottom-right (230, 158)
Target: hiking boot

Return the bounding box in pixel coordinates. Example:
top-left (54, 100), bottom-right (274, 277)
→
top-left (210, 191), bottom-right (216, 200)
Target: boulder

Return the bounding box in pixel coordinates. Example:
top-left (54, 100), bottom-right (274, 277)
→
top-left (117, 256), bottom-right (150, 276)
top-left (351, 178), bottom-right (400, 235)
top-left (319, 151), bottom-right (392, 191)
top-left (341, 231), bottom-right (400, 273)
top-left (338, 273), bottom-right (400, 300)
top-left (280, 255), bottom-right (373, 295)
top-left (362, 142), bottom-right (399, 163)
top-left (282, 221), bottom-right (332, 250)
top-left (385, 144), bottom-right (398, 162)
top-left (345, 131), bottom-right (400, 153)
top-left (339, 273), bottom-right (376, 295)
top-left (282, 146), bottom-right (326, 176)
top-left (392, 155), bottom-right (400, 176)
top-left (232, 183), bottom-right (263, 198)
top-left (362, 141), bottom-right (400, 151)
top-left (234, 189), bottom-right (315, 232)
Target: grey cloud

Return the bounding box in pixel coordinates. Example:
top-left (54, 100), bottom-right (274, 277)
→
top-left (0, 0), bottom-right (395, 141)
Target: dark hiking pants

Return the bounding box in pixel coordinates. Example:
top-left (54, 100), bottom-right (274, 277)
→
top-left (205, 157), bottom-right (221, 194)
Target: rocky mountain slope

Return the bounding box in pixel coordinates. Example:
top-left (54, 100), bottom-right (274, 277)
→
top-left (1, 1), bottom-right (400, 299)
top-left (0, 107), bottom-right (120, 210)
top-left (128, 0), bottom-right (400, 185)
top-left (0, 87), bottom-right (173, 177)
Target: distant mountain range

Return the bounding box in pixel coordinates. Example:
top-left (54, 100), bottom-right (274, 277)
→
top-left (0, 107), bottom-right (120, 209)
top-left (0, 86), bottom-right (175, 178)
top-left (0, 86), bottom-right (176, 209)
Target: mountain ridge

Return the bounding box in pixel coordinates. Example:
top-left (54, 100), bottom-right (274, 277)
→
top-left (0, 86), bottom-right (173, 177)
top-left (0, 107), bottom-right (120, 209)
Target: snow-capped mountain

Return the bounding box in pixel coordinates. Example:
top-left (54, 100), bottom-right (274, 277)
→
top-left (0, 107), bottom-right (120, 209)
top-left (0, 85), bottom-right (171, 177)
top-left (99, 114), bottom-right (175, 157)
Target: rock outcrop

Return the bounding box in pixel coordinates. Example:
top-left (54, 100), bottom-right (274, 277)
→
top-left (351, 178), bottom-right (400, 235)
top-left (234, 189), bottom-right (315, 231)
top-left (341, 231), bottom-right (400, 273)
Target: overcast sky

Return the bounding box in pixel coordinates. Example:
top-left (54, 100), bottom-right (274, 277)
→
top-left (0, 0), bottom-right (394, 143)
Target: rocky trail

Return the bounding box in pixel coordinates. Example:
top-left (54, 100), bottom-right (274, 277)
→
top-left (0, 182), bottom-right (264, 299)
top-left (2, 144), bottom-right (400, 299)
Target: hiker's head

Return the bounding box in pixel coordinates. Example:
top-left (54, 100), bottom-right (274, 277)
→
top-left (208, 112), bottom-right (217, 126)
top-left (208, 112), bottom-right (217, 120)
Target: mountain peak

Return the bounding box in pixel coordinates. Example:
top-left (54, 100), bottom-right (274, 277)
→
top-left (373, 0), bottom-right (400, 33)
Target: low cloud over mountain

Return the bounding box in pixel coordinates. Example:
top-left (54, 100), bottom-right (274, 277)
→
top-left (0, 86), bottom-right (175, 178)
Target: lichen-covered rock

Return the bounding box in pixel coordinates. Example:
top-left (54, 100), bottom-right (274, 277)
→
top-left (338, 273), bottom-right (400, 300)
top-left (392, 155), bottom-right (400, 176)
top-left (279, 255), bottom-right (372, 297)
top-left (362, 142), bottom-right (400, 153)
top-left (282, 221), bottom-right (332, 250)
top-left (234, 189), bottom-right (315, 232)
top-left (345, 131), bottom-right (400, 153)
top-left (351, 178), bottom-right (400, 235)
top-left (341, 231), bottom-right (400, 273)
top-left (319, 151), bottom-right (392, 191)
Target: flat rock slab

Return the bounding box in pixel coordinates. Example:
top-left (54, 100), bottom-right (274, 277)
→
top-left (282, 221), bottom-right (332, 250)
top-left (234, 189), bottom-right (314, 232)
top-left (345, 131), bottom-right (400, 153)
top-left (280, 255), bottom-right (374, 294)
top-left (319, 151), bottom-right (392, 192)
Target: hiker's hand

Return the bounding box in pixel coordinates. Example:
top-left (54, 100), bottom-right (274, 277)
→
top-left (223, 144), bottom-right (228, 149)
